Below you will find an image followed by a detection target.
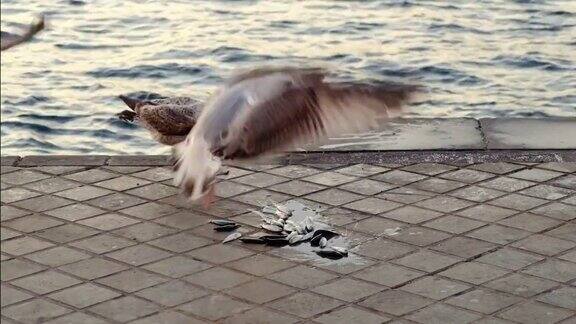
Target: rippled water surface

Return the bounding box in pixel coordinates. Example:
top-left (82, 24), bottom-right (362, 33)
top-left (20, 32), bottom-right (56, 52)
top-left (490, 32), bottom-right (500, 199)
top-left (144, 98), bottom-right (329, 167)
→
top-left (1, 0), bottom-right (575, 154)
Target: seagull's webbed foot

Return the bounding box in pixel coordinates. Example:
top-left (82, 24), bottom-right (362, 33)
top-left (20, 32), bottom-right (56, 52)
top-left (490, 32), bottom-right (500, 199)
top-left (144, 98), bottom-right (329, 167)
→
top-left (117, 110), bottom-right (137, 122)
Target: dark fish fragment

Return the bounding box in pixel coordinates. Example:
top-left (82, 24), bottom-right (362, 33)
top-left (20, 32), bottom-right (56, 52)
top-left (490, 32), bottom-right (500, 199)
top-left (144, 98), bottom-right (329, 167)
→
top-left (264, 237), bottom-right (290, 246)
top-left (240, 237), bottom-right (266, 244)
top-left (214, 224), bottom-right (240, 232)
top-left (210, 220), bottom-right (237, 226)
top-left (310, 229), bottom-right (339, 246)
top-left (315, 250), bottom-right (345, 260)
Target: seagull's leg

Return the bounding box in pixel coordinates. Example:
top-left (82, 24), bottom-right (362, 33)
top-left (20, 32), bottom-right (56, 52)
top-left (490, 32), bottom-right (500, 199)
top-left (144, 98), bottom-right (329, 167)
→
top-left (201, 186), bottom-right (216, 208)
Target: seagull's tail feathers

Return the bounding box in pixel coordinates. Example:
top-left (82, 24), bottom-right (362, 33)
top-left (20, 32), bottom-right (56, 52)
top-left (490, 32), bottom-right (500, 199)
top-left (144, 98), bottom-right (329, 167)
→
top-left (173, 136), bottom-right (221, 202)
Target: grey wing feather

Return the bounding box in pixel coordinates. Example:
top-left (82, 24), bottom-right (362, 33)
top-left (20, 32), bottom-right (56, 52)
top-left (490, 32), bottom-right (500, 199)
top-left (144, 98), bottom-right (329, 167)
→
top-left (1, 15), bottom-right (44, 51)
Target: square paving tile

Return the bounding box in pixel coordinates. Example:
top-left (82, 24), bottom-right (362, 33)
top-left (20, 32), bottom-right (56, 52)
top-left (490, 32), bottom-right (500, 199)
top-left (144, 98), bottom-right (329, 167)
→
top-left (94, 175), bottom-right (151, 191)
top-left (440, 262), bottom-right (509, 284)
top-left (424, 215), bottom-right (486, 234)
top-left (489, 194), bottom-right (548, 211)
top-left (393, 250), bottom-right (461, 272)
top-left (389, 226), bottom-right (451, 246)
top-left (440, 169), bottom-right (495, 183)
top-left (314, 305), bottom-right (390, 324)
top-left (135, 280), bottom-right (209, 307)
top-left (522, 259), bottom-right (576, 282)
top-left (143, 256), bottom-right (211, 278)
top-left (153, 211), bottom-right (211, 229)
top-left (550, 174), bottom-right (576, 190)
top-left (0, 205), bottom-right (31, 221)
top-left (498, 213), bottom-right (562, 232)
top-left (546, 223), bottom-right (576, 242)
top-left (42, 312), bottom-right (110, 324)
top-left (476, 247), bottom-right (544, 270)
top-left (467, 224), bottom-right (531, 245)
top-left (178, 294), bottom-right (252, 321)
top-left (187, 244), bottom-right (254, 264)
top-left (227, 278), bottom-right (296, 304)
top-left (353, 263), bottom-right (424, 287)
top-left (450, 186), bottom-right (506, 202)
top-left (2, 299), bottom-right (73, 323)
top-left (349, 217), bottom-right (405, 236)
top-left (268, 292), bottom-right (343, 318)
top-left (106, 244), bottom-right (172, 266)
top-left (312, 278), bottom-right (384, 302)
top-left (222, 307), bottom-right (298, 324)
top-left (305, 188), bottom-right (363, 206)
top-left (233, 172), bottom-right (289, 188)
top-left (339, 179), bottom-right (396, 196)
top-left (70, 233), bottom-right (135, 253)
top-left (44, 203), bottom-right (106, 221)
top-left (268, 180), bottom-right (326, 196)
top-left (88, 296), bottom-right (160, 322)
top-left (469, 162), bottom-right (524, 174)
top-left (1, 285), bottom-right (34, 307)
top-left (64, 169), bottom-right (119, 183)
top-left (55, 185), bottom-right (113, 201)
top-left (119, 202), bottom-right (178, 220)
top-left (267, 265), bottom-right (338, 289)
top-left (415, 196), bottom-right (474, 213)
top-left (266, 165), bottom-right (321, 178)
top-left (344, 197), bottom-right (402, 214)
top-left (356, 238), bottom-right (417, 260)
top-left (130, 311), bottom-right (206, 324)
top-left (432, 236), bottom-right (497, 258)
top-left (509, 169), bottom-right (564, 182)
top-left (96, 269), bottom-right (168, 292)
top-left (35, 224), bottom-right (98, 243)
top-left (336, 164), bottom-right (389, 177)
top-left (372, 170), bottom-right (427, 185)
top-left (1, 259), bottom-right (46, 281)
top-left (409, 178), bottom-right (466, 194)
top-left (1, 236), bottom-right (54, 255)
top-left (520, 184), bottom-right (574, 200)
top-left (447, 288), bottom-right (522, 314)
top-left (112, 222), bottom-right (177, 242)
top-left (184, 267), bottom-right (254, 291)
top-left (512, 234), bottom-right (576, 256)
top-left (10, 269), bottom-right (82, 295)
top-left (480, 177), bottom-right (535, 192)
top-left (48, 283), bottom-right (121, 308)
top-left (11, 195), bottom-right (73, 213)
top-left (457, 204), bottom-right (517, 222)
top-left (58, 258), bottom-right (128, 280)
top-left (1, 170), bottom-right (51, 185)
top-left (401, 276), bottom-right (471, 300)
top-left (359, 290), bottom-right (433, 316)
top-left (125, 183), bottom-right (180, 200)
top-left (537, 287), bottom-right (576, 310)
top-left (532, 202), bottom-right (576, 221)
top-left (401, 163), bottom-right (456, 175)
top-left (378, 187), bottom-right (435, 204)
top-left (484, 273), bottom-right (559, 297)
top-left (132, 167), bottom-right (173, 181)
top-left (497, 301), bottom-right (573, 324)
top-left (214, 180), bottom-right (255, 198)
top-left (25, 246), bottom-right (90, 267)
top-left (87, 193), bottom-right (146, 211)
top-left (231, 189), bottom-right (292, 206)
top-left (1, 188), bottom-right (42, 203)
top-left (3, 214), bottom-right (64, 233)
top-left (406, 303), bottom-right (482, 324)
top-left (78, 213), bottom-right (140, 230)
top-left (303, 172), bottom-right (358, 186)
top-left (227, 254), bottom-right (295, 276)
top-left (381, 205), bottom-right (443, 224)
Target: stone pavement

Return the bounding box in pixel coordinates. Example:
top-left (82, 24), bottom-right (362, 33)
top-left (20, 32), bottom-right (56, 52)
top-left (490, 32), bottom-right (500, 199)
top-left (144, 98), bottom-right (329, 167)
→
top-left (1, 155), bottom-right (575, 324)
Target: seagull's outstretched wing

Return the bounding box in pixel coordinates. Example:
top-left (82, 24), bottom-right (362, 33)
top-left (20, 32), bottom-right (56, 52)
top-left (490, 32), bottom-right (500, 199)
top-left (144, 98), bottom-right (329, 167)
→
top-left (1, 15), bottom-right (44, 51)
top-left (215, 81), bottom-right (419, 160)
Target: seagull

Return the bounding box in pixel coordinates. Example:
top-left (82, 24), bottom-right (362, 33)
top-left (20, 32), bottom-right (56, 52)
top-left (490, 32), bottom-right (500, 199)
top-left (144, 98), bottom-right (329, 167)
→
top-left (173, 66), bottom-right (420, 206)
top-left (118, 95), bottom-right (202, 146)
top-left (1, 15), bottom-right (44, 51)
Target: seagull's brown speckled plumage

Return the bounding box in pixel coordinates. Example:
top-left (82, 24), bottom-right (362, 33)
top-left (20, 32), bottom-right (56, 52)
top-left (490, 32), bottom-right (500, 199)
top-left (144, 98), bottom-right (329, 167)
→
top-left (118, 95), bottom-right (202, 145)
top-left (1, 15), bottom-right (44, 51)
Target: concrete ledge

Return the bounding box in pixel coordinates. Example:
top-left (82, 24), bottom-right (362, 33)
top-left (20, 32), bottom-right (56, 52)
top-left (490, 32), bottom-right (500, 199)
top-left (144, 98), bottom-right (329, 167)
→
top-left (481, 118), bottom-right (576, 149)
top-left (5, 150), bottom-right (575, 167)
top-left (0, 156), bottom-right (19, 166)
top-left (17, 155), bottom-right (108, 167)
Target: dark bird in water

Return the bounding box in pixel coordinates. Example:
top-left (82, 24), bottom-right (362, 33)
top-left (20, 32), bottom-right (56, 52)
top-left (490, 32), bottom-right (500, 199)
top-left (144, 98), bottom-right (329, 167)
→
top-left (1, 15), bottom-right (44, 51)
top-left (117, 95), bottom-right (202, 146)
top-left (172, 66), bottom-right (421, 206)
